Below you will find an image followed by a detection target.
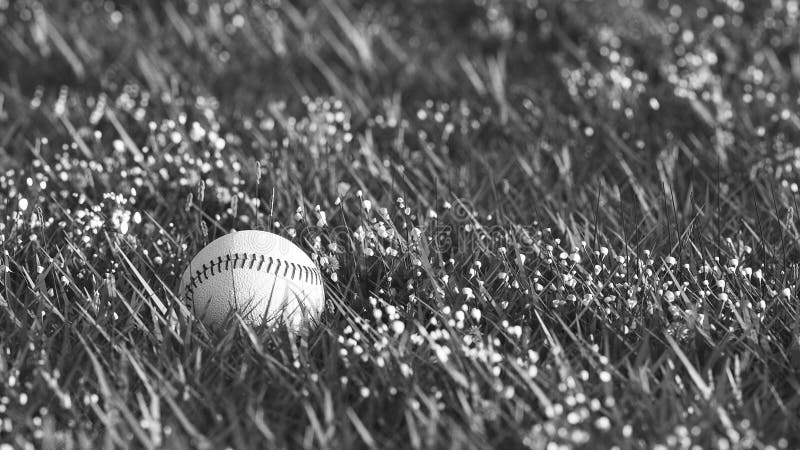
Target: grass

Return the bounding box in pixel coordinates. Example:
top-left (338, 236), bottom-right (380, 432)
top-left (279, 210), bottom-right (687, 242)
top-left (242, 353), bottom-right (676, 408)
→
top-left (1, 0), bottom-right (800, 448)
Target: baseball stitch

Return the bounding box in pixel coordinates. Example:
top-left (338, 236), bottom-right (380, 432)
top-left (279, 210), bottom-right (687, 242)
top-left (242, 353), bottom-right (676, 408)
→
top-left (183, 252), bottom-right (322, 299)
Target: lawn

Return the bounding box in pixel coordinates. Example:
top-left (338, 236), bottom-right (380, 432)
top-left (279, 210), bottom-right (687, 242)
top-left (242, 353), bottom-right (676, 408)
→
top-left (1, 0), bottom-right (800, 448)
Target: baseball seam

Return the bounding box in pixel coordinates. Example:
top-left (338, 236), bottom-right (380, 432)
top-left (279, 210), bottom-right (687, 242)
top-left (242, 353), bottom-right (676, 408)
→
top-left (184, 252), bottom-right (323, 298)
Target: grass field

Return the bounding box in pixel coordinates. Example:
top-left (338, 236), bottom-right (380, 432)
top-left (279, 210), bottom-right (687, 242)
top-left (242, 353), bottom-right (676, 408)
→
top-left (2, 0), bottom-right (800, 448)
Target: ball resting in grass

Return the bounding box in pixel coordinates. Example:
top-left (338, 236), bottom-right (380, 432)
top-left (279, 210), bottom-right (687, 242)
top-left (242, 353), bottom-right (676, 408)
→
top-left (179, 230), bottom-right (325, 333)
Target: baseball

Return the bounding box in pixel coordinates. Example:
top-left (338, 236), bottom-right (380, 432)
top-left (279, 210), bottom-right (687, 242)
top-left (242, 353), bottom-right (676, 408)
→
top-left (179, 230), bottom-right (325, 332)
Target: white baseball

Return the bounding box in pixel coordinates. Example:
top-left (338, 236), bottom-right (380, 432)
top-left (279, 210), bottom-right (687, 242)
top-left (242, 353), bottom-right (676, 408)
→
top-left (179, 230), bottom-right (325, 332)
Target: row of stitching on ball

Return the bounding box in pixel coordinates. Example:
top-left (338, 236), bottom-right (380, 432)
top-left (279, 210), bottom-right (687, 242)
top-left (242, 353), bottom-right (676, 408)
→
top-left (186, 253), bottom-right (322, 294)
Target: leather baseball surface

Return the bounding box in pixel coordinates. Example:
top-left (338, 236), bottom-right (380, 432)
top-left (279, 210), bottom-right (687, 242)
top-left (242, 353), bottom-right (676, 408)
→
top-left (179, 230), bottom-right (325, 332)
